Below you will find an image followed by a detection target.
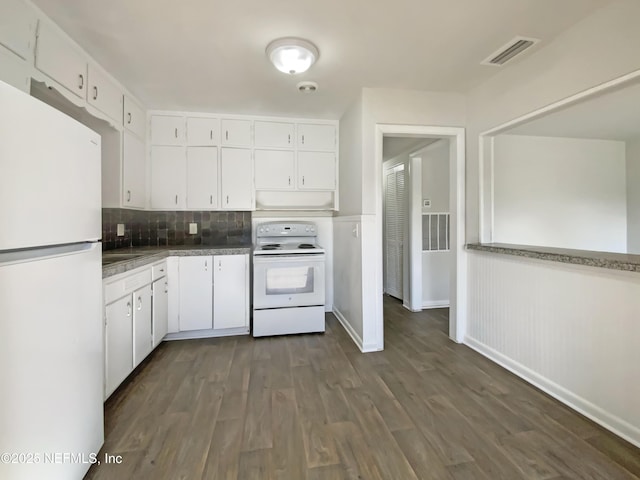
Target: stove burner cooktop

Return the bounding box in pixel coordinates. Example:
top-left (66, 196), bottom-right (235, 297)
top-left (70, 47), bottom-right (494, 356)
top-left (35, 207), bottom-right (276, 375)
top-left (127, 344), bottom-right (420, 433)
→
top-left (298, 243), bottom-right (315, 249)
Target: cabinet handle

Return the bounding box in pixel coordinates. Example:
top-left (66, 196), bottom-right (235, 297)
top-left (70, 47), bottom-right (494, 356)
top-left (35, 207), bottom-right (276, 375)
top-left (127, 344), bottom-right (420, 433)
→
top-left (174, 127), bottom-right (178, 138)
top-left (288, 134), bottom-right (291, 144)
top-left (205, 260), bottom-right (208, 271)
top-left (78, 74), bottom-right (84, 90)
top-left (210, 130), bottom-right (213, 140)
top-left (225, 130), bottom-right (229, 141)
top-left (160, 268), bottom-right (165, 273)
top-left (127, 112), bottom-right (132, 124)
top-left (302, 176), bottom-right (305, 185)
top-left (127, 190), bottom-right (131, 202)
top-left (226, 195), bottom-right (229, 205)
top-left (301, 134), bottom-right (304, 144)
top-left (137, 296), bottom-right (142, 310)
top-left (93, 85), bottom-right (98, 100)
top-left (288, 176), bottom-right (291, 186)
top-left (164, 281), bottom-right (168, 294)
top-left (175, 195), bottom-right (178, 205)
top-left (210, 194), bottom-right (213, 204)
top-left (126, 301), bottom-right (132, 317)
top-left (218, 259), bottom-right (222, 268)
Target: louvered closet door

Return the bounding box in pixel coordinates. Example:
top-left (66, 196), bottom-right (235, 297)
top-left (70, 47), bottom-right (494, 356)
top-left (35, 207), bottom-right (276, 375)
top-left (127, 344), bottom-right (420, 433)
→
top-left (384, 166), bottom-right (405, 299)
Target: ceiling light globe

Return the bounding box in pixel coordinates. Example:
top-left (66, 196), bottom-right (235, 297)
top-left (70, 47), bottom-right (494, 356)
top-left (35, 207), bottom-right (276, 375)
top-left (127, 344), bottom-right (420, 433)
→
top-left (266, 38), bottom-right (319, 75)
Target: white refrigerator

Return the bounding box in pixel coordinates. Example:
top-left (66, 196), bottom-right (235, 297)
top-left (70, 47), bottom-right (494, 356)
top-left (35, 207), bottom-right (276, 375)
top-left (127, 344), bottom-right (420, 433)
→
top-left (0, 80), bottom-right (104, 479)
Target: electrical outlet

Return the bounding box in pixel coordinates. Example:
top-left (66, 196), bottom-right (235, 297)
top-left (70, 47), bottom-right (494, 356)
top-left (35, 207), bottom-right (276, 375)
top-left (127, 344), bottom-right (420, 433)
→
top-left (189, 223), bottom-right (198, 235)
top-left (423, 199), bottom-right (431, 208)
top-left (116, 224), bottom-right (125, 236)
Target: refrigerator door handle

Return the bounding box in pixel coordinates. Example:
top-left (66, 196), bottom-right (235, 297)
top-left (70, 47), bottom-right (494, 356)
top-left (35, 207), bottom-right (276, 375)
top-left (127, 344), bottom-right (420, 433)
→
top-left (0, 242), bottom-right (100, 267)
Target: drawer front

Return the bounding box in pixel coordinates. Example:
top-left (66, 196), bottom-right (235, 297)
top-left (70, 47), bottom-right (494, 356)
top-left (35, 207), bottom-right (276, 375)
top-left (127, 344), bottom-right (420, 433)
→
top-left (104, 268), bottom-right (152, 304)
top-left (152, 261), bottom-right (167, 281)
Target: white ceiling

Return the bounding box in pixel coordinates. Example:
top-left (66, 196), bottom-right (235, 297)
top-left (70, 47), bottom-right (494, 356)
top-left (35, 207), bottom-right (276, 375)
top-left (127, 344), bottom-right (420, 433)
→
top-left (31, 0), bottom-right (611, 118)
top-left (503, 79), bottom-right (640, 141)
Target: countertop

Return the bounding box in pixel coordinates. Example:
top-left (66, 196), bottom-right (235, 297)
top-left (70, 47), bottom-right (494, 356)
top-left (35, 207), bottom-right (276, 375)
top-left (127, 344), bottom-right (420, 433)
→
top-left (102, 245), bottom-right (252, 279)
top-left (466, 243), bottom-right (640, 273)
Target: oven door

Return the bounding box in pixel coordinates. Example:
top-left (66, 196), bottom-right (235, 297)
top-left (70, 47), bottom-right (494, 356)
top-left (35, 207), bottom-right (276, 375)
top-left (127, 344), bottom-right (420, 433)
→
top-left (253, 254), bottom-right (325, 309)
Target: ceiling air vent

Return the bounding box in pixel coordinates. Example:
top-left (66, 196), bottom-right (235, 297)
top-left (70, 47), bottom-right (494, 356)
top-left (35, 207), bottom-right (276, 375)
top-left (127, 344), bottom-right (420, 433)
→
top-left (481, 36), bottom-right (540, 66)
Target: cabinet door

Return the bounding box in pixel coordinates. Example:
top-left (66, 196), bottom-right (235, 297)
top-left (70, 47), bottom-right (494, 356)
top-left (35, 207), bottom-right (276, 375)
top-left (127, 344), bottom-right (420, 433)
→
top-left (87, 64), bottom-right (123, 123)
top-left (255, 149), bottom-right (294, 190)
top-left (187, 147), bottom-right (218, 209)
top-left (123, 131), bottom-right (146, 208)
top-left (213, 255), bottom-right (249, 329)
top-left (254, 121), bottom-right (294, 148)
top-left (187, 117), bottom-right (219, 146)
top-left (298, 123), bottom-right (336, 151)
top-left (124, 96), bottom-right (145, 139)
top-left (105, 296), bottom-right (133, 397)
top-left (151, 115), bottom-right (185, 145)
top-left (133, 285), bottom-right (152, 367)
top-left (298, 152), bottom-right (336, 190)
top-left (152, 278), bottom-right (168, 347)
top-left (35, 22), bottom-right (87, 99)
top-left (0, 0), bottom-right (37, 60)
top-left (150, 146), bottom-right (186, 209)
top-left (179, 256), bottom-right (213, 331)
top-left (221, 148), bottom-right (253, 210)
top-left (0, 44), bottom-right (30, 93)
top-left (221, 119), bottom-right (252, 146)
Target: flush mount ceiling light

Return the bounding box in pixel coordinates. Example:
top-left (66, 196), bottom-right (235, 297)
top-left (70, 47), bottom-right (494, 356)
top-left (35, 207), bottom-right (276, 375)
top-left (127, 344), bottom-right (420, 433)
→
top-left (266, 37), bottom-right (319, 75)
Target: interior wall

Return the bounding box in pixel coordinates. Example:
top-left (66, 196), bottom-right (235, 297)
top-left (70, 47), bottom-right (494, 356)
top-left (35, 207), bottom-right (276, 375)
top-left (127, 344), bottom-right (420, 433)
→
top-left (493, 134), bottom-right (627, 252)
top-left (336, 88), bottom-right (465, 350)
top-left (415, 140), bottom-right (451, 307)
top-left (627, 137), bottom-right (640, 253)
top-left (467, 0), bottom-right (640, 243)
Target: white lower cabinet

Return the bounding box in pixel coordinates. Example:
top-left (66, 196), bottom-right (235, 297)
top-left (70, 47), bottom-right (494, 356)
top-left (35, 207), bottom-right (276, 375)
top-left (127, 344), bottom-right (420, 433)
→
top-left (104, 296), bottom-right (133, 399)
top-left (152, 277), bottom-right (168, 347)
top-left (103, 263), bottom-right (167, 399)
top-left (133, 284), bottom-right (152, 367)
top-left (178, 256), bottom-right (213, 331)
top-left (213, 254), bottom-right (249, 329)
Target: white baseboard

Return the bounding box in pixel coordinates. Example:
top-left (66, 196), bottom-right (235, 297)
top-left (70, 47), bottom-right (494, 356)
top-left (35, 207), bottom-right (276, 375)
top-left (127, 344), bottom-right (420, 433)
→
top-left (164, 327), bottom-right (250, 341)
top-left (464, 336), bottom-right (640, 449)
top-left (422, 300), bottom-right (449, 309)
top-left (333, 307), bottom-right (364, 352)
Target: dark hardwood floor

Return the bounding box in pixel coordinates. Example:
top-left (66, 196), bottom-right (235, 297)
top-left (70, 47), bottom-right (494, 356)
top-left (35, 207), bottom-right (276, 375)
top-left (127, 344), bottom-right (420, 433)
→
top-left (85, 296), bottom-right (640, 479)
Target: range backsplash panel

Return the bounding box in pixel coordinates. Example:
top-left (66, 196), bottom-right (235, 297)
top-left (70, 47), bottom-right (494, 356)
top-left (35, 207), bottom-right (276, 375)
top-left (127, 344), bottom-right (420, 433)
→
top-left (102, 209), bottom-right (252, 251)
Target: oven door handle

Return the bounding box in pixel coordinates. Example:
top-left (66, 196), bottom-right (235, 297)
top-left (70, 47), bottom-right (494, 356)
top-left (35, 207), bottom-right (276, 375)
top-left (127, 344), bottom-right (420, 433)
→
top-left (253, 254), bottom-right (325, 264)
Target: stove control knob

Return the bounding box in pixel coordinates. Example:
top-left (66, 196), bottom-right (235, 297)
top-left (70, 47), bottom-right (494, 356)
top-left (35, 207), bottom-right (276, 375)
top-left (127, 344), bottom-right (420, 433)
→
top-left (265, 227), bottom-right (270, 233)
top-left (305, 227), bottom-right (309, 232)
top-left (258, 227), bottom-right (263, 233)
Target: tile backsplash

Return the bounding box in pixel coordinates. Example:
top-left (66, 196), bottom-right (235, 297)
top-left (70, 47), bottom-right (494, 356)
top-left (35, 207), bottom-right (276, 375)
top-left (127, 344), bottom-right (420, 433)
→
top-left (102, 209), bottom-right (251, 251)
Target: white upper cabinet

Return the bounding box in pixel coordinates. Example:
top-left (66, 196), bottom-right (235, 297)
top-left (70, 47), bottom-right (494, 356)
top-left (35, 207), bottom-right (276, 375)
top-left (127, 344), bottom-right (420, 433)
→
top-left (87, 64), bottom-right (123, 123)
top-left (187, 117), bottom-right (219, 146)
top-left (0, 0), bottom-right (37, 61)
top-left (123, 131), bottom-right (146, 209)
top-left (221, 148), bottom-right (253, 210)
top-left (297, 123), bottom-right (336, 151)
top-left (255, 150), bottom-right (295, 190)
top-left (35, 22), bottom-right (87, 99)
top-left (187, 147), bottom-right (218, 209)
top-left (0, 44), bottom-right (30, 92)
top-left (124, 96), bottom-right (145, 139)
top-left (221, 119), bottom-right (252, 147)
top-left (150, 146), bottom-right (187, 209)
top-left (151, 115), bottom-right (185, 145)
top-left (254, 121), bottom-right (294, 148)
top-left (298, 152), bottom-right (336, 190)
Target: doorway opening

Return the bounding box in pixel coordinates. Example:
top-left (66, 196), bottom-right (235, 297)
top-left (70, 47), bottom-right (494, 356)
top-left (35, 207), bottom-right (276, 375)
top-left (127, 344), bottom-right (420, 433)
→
top-left (375, 125), bottom-right (466, 348)
top-left (383, 138), bottom-right (452, 312)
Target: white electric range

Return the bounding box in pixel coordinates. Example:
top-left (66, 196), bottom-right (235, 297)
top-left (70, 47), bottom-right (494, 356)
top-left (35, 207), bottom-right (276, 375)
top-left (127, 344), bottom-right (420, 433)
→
top-left (252, 222), bottom-right (326, 337)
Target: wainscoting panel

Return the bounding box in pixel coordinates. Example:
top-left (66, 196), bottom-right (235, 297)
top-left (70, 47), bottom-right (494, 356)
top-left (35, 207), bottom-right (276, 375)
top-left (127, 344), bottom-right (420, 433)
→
top-left (467, 251), bottom-right (640, 447)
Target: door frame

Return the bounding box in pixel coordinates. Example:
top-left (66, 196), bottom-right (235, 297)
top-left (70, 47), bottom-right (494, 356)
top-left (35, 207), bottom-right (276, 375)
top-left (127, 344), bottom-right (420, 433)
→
top-left (375, 125), bottom-right (466, 344)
